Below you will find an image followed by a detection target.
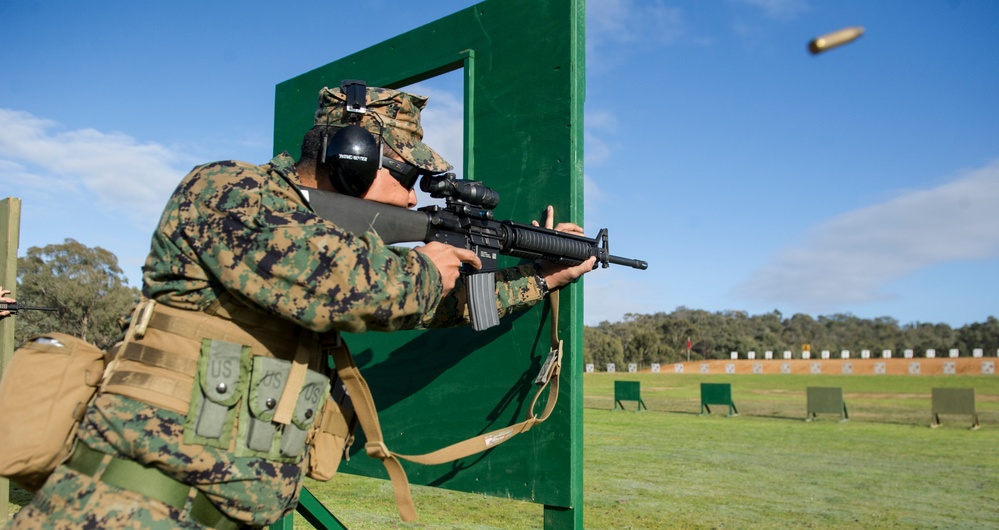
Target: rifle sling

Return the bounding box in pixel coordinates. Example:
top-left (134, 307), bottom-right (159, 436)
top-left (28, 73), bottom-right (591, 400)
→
top-left (272, 333), bottom-right (313, 425)
top-left (328, 289), bottom-right (563, 523)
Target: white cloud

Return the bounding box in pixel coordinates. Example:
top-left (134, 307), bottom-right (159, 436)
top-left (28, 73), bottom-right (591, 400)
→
top-left (583, 172), bottom-right (606, 214)
top-left (735, 160), bottom-right (999, 310)
top-left (584, 108), bottom-right (618, 167)
top-left (588, 0), bottom-right (685, 46)
top-left (587, 0), bottom-right (686, 72)
top-left (0, 109), bottom-right (190, 221)
top-left (736, 0), bottom-right (809, 20)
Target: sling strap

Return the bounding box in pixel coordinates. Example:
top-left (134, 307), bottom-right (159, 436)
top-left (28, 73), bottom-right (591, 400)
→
top-left (329, 289), bottom-right (564, 522)
top-left (273, 333), bottom-right (314, 425)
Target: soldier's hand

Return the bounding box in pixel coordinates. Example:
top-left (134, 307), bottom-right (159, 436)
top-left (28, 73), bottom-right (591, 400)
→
top-left (0, 285), bottom-right (13, 319)
top-left (532, 206), bottom-right (597, 290)
top-left (415, 242), bottom-right (482, 295)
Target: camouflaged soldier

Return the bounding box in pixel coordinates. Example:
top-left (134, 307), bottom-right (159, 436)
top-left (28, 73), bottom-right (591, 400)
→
top-left (10, 84), bottom-right (593, 529)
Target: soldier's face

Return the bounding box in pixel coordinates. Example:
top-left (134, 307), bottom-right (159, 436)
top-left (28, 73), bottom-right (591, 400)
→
top-left (361, 168), bottom-right (418, 209)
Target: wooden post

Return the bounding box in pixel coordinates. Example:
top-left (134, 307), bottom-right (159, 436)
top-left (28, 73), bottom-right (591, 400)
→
top-left (0, 196), bottom-right (22, 519)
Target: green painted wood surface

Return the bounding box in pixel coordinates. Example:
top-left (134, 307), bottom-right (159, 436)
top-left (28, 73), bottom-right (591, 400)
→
top-left (701, 383), bottom-right (734, 406)
top-left (806, 386), bottom-right (848, 421)
top-left (806, 387), bottom-right (845, 414)
top-left (613, 381), bottom-right (648, 412)
top-left (932, 387), bottom-right (976, 415)
top-left (273, 0), bottom-right (584, 519)
top-left (615, 381), bottom-right (642, 402)
top-left (701, 383), bottom-right (738, 416)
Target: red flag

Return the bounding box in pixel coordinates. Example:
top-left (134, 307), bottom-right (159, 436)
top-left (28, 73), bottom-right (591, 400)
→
top-left (687, 337), bottom-right (691, 351)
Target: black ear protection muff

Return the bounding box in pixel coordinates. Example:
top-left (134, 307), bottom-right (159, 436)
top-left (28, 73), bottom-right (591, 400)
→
top-left (320, 80), bottom-right (382, 197)
top-left (323, 123), bottom-right (381, 196)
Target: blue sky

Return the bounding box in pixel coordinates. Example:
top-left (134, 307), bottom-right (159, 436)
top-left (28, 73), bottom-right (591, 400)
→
top-left (1, 0), bottom-right (997, 328)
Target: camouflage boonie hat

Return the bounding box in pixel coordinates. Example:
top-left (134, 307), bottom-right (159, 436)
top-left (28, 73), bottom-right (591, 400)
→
top-left (314, 86), bottom-right (451, 173)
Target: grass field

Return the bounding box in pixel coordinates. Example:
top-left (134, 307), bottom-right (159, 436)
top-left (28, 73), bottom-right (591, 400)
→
top-left (8, 373), bottom-right (999, 529)
top-left (585, 372), bottom-right (999, 426)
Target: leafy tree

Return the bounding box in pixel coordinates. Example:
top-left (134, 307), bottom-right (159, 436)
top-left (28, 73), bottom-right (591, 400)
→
top-left (782, 313), bottom-right (820, 355)
top-left (957, 316), bottom-right (999, 356)
top-left (586, 306), bottom-right (999, 366)
top-left (584, 326), bottom-right (624, 368)
top-left (14, 239), bottom-right (139, 350)
top-left (627, 328), bottom-right (663, 365)
top-left (658, 309), bottom-right (698, 362)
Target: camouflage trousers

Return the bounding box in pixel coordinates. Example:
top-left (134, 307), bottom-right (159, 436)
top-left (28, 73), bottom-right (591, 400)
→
top-left (8, 391), bottom-right (306, 528)
top-left (8, 466), bottom-right (218, 529)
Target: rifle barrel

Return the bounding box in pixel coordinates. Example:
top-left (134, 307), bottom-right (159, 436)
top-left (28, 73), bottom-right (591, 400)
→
top-left (608, 255), bottom-right (648, 270)
top-left (0, 303), bottom-right (58, 312)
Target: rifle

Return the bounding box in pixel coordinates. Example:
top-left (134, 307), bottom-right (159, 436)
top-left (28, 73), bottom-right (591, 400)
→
top-left (301, 173), bottom-right (648, 330)
top-left (0, 302), bottom-right (58, 315)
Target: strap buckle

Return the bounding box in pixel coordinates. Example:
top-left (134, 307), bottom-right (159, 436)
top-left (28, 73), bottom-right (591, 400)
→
top-left (365, 441), bottom-right (392, 460)
top-left (534, 340), bottom-right (563, 387)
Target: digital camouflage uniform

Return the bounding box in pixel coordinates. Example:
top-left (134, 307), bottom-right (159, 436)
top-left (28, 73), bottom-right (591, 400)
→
top-left (11, 87), bottom-right (547, 529)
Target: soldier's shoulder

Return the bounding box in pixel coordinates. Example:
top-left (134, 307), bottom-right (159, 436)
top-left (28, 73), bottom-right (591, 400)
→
top-left (175, 159), bottom-right (271, 200)
top-left (182, 159), bottom-right (272, 187)
top-left (191, 159), bottom-right (267, 178)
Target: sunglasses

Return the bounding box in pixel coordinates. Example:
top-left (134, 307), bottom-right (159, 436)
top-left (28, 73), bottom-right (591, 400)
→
top-left (381, 156), bottom-right (422, 191)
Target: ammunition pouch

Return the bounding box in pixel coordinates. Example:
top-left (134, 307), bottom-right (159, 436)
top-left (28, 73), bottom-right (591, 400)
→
top-left (307, 370), bottom-right (356, 481)
top-left (182, 344), bottom-right (330, 462)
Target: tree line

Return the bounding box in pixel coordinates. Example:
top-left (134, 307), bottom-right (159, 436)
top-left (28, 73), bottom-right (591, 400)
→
top-left (7, 240), bottom-right (999, 364)
top-left (584, 308), bottom-right (999, 368)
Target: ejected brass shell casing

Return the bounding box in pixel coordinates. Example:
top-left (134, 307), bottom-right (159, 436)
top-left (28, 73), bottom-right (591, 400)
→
top-left (809, 26), bottom-right (864, 54)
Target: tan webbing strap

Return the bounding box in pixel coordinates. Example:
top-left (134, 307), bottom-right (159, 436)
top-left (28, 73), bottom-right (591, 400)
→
top-left (272, 332), bottom-right (313, 425)
top-left (327, 344), bottom-right (418, 521)
top-left (395, 290), bottom-right (564, 466)
top-left (101, 298), bottom-right (156, 388)
top-left (105, 371), bottom-right (194, 403)
top-left (147, 312), bottom-right (297, 353)
top-left (550, 290), bottom-right (561, 352)
top-left (327, 288), bottom-right (566, 522)
top-left (121, 344), bottom-right (198, 376)
top-left (131, 298), bottom-right (157, 340)
top-left (531, 288), bottom-right (563, 424)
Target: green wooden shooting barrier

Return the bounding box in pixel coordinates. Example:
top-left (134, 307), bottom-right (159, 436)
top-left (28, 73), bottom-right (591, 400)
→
top-left (700, 383), bottom-right (739, 417)
top-left (613, 381), bottom-right (648, 412)
top-left (930, 388), bottom-right (980, 430)
top-left (806, 387), bottom-right (848, 422)
top-left (0, 197), bottom-right (21, 519)
top-left (272, 0), bottom-right (586, 528)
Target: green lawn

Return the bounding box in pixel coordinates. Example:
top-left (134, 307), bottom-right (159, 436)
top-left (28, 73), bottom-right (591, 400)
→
top-left (8, 373), bottom-right (999, 529)
top-left (587, 373), bottom-right (999, 426)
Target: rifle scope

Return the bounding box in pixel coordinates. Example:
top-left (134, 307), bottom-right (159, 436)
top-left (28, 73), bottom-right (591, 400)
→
top-left (421, 173), bottom-right (500, 210)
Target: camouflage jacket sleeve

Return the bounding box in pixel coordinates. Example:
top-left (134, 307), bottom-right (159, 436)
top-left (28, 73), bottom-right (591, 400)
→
top-left (142, 153), bottom-right (443, 334)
